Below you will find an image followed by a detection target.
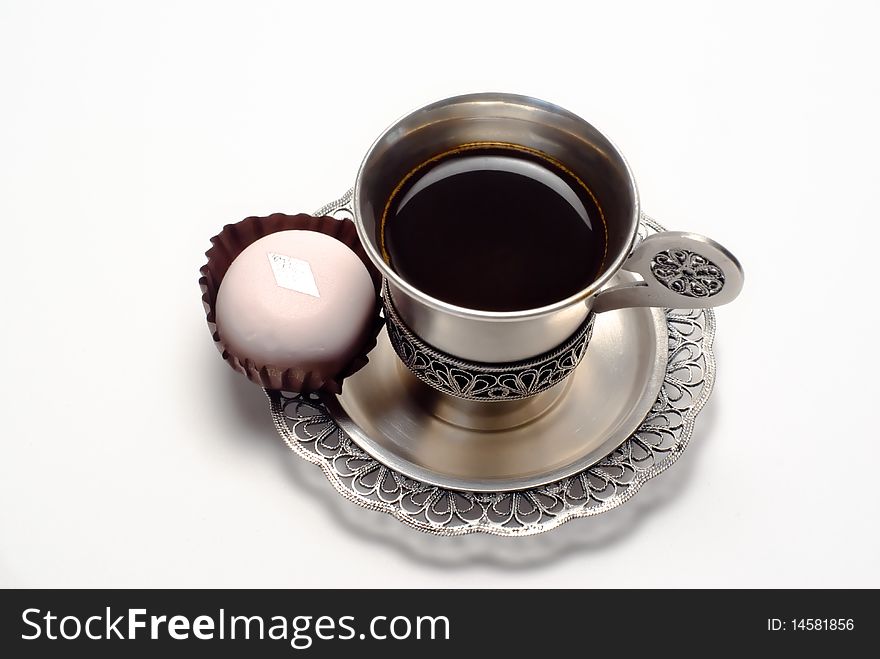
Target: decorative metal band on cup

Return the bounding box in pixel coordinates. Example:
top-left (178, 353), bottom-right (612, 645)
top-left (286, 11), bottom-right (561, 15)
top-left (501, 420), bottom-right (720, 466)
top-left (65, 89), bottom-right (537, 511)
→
top-left (383, 282), bottom-right (595, 401)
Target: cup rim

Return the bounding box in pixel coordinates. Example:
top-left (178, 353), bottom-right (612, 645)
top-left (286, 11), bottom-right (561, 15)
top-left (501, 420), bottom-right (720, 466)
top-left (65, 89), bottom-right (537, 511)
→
top-left (353, 92), bottom-right (641, 321)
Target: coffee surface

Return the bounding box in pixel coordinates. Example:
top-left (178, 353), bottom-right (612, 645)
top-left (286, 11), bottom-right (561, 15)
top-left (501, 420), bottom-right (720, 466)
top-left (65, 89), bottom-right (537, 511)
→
top-left (381, 145), bottom-right (607, 311)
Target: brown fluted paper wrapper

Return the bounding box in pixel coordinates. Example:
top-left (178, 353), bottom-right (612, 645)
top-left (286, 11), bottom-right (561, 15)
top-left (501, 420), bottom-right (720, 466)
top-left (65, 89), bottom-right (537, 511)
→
top-left (199, 213), bottom-right (383, 393)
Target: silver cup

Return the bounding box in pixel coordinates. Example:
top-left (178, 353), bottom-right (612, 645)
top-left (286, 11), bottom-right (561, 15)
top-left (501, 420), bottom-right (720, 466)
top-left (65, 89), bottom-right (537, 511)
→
top-left (353, 93), bottom-right (743, 399)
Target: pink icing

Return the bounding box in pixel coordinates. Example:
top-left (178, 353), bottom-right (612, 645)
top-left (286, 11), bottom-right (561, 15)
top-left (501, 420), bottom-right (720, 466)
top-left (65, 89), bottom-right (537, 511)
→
top-left (216, 230), bottom-right (375, 374)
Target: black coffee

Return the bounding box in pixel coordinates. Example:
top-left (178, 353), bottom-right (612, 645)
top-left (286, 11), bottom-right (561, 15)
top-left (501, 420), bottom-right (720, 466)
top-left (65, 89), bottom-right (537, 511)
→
top-left (380, 144), bottom-right (607, 311)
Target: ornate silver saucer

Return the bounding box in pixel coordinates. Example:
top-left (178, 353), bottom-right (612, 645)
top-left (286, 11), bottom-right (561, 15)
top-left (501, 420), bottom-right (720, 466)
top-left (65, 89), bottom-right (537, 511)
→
top-left (268, 191), bottom-right (716, 536)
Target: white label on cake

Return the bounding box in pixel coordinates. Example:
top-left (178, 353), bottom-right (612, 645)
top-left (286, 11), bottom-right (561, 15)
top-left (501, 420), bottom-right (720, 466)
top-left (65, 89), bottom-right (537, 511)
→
top-left (267, 252), bottom-right (320, 298)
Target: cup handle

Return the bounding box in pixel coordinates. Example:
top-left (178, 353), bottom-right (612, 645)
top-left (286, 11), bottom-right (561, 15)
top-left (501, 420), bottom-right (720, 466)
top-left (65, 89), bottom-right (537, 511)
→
top-left (591, 230), bottom-right (744, 314)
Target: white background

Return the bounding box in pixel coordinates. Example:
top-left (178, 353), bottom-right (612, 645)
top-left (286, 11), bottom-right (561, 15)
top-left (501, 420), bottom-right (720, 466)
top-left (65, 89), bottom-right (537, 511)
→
top-left (2, 0), bottom-right (878, 588)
